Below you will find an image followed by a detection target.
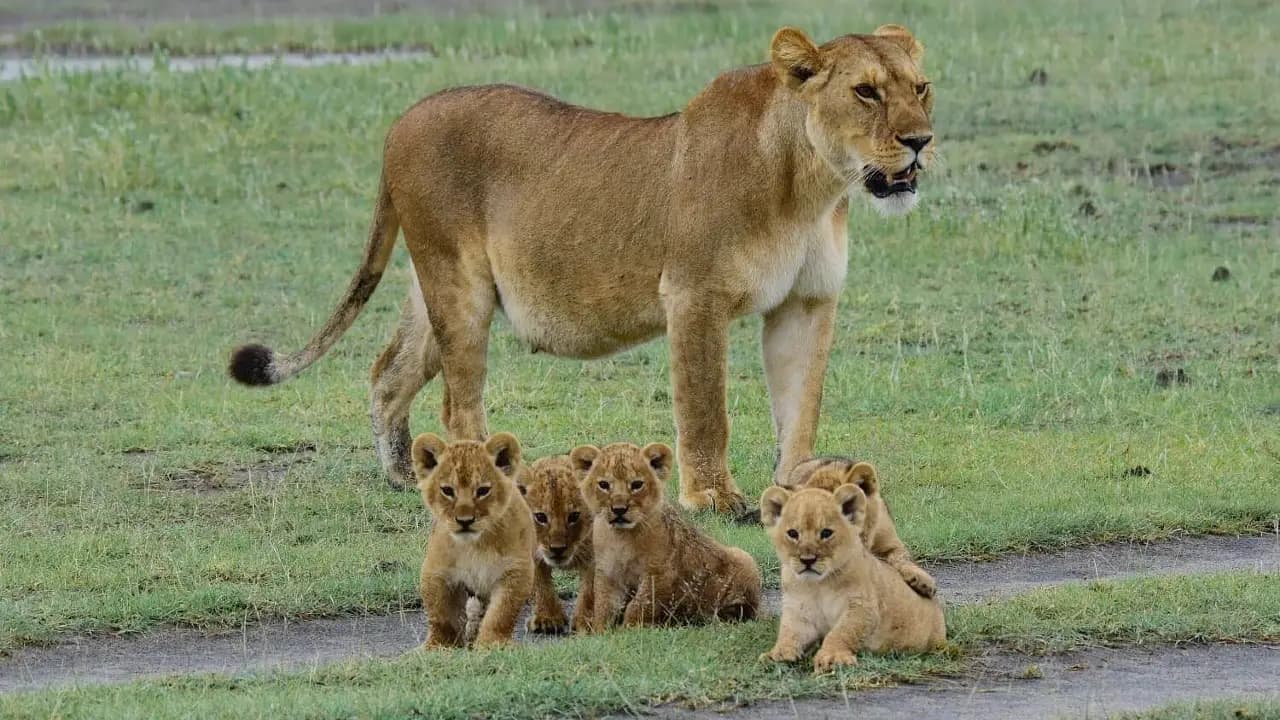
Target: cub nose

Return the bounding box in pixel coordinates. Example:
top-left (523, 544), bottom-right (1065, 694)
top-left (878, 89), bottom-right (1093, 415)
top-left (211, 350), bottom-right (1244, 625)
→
top-left (799, 556), bottom-right (818, 568)
top-left (548, 545), bottom-right (568, 559)
top-left (456, 517), bottom-right (475, 530)
top-left (611, 506), bottom-right (629, 518)
top-left (897, 133), bottom-right (933, 153)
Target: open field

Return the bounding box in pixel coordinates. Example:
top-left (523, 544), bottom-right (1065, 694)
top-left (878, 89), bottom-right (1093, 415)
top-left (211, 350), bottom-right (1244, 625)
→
top-left (1, 0), bottom-right (1278, 715)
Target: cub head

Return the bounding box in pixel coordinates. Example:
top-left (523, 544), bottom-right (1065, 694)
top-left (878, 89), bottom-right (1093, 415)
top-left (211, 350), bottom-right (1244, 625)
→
top-left (570, 442), bottom-right (672, 530)
top-left (771, 24), bottom-right (935, 216)
top-left (412, 432), bottom-right (523, 542)
top-left (787, 458), bottom-right (884, 533)
top-left (517, 455), bottom-right (590, 567)
top-left (761, 484), bottom-right (868, 582)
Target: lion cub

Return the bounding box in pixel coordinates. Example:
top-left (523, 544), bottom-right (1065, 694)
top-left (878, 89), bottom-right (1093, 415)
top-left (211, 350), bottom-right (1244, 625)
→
top-left (760, 484), bottom-right (946, 674)
top-left (516, 455), bottom-right (595, 634)
top-left (573, 442), bottom-right (762, 630)
top-left (783, 458), bottom-right (936, 598)
top-left (413, 431), bottom-right (534, 648)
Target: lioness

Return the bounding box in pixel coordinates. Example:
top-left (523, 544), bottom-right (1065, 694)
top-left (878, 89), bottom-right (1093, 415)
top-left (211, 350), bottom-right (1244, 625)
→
top-left (760, 484), bottom-right (946, 674)
top-left (574, 442), bottom-right (762, 629)
top-left (227, 25), bottom-right (935, 514)
top-left (783, 458), bottom-right (936, 597)
top-left (413, 431), bottom-right (534, 648)
top-left (516, 454), bottom-right (595, 634)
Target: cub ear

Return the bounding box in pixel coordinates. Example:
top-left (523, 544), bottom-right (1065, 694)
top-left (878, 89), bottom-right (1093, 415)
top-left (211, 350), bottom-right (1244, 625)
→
top-left (759, 486), bottom-right (791, 528)
top-left (485, 432), bottom-right (522, 477)
top-left (874, 24), bottom-right (924, 64)
top-left (771, 26), bottom-right (823, 89)
top-left (569, 445), bottom-right (600, 476)
top-left (832, 483), bottom-right (868, 528)
top-left (845, 462), bottom-right (880, 497)
top-left (411, 433), bottom-right (447, 482)
top-left (640, 443), bottom-right (673, 480)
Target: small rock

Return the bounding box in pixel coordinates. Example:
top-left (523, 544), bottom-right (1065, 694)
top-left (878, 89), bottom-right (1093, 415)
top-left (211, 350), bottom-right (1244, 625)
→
top-left (1212, 266), bottom-right (1231, 281)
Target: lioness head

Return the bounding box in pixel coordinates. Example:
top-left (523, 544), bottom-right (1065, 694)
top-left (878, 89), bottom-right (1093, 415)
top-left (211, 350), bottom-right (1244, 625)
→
top-left (412, 432), bottom-right (523, 542)
top-left (761, 484), bottom-right (867, 582)
top-left (571, 442), bottom-right (672, 530)
top-left (771, 25), bottom-right (934, 216)
top-left (517, 455), bottom-right (590, 567)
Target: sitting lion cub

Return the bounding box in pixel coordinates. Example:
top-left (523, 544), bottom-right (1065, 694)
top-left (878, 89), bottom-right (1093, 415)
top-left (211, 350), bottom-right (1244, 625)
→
top-left (413, 431), bottom-right (534, 648)
top-left (783, 458), bottom-right (936, 598)
top-left (516, 455), bottom-right (595, 634)
top-left (572, 442), bottom-right (761, 630)
top-left (760, 484), bottom-right (946, 674)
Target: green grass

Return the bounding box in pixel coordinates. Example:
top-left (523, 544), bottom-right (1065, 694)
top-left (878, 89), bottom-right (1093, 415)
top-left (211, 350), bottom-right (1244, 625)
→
top-left (1, 0), bottom-right (1278, 675)
top-left (1117, 699), bottom-right (1280, 720)
top-left (1, 571), bottom-right (1275, 719)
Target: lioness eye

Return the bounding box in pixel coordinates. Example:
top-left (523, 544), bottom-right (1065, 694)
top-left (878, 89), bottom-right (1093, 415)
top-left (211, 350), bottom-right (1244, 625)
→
top-left (820, 528), bottom-right (834, 540)
top-left (854, 84), bottom-right (878, 101)
top-left (567, 511), bottom-right (581, 524)
top-left (786, 529), bottom-right (799, 540)
top-left (630, 480), bottom-right (644, 491)
top-left (440, 486), bottom-right (455, 498)
top-left (475, 486), bottom-right (491, 498)
top-left (598, 481), bottom-right (610, 491)
top-left (534, 512), bottom-right (548, 525)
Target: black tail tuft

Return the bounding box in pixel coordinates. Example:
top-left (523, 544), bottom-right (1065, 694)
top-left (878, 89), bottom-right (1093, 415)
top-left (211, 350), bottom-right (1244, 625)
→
top-left (229, 343), bottom-right (277, 386)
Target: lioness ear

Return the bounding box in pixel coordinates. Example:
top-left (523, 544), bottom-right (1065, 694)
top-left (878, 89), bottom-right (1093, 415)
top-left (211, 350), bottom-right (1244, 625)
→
top-left (771, 27), bottom-right (822, 89)
top-left (874, 24), bottom-right (924, 64)
top-left (833, 483), bottom-right (868, 528)
top-left (485, 432), bottom-right (522, 477)
top-left (411, 433), bottom-right (447, 482)
top-left (845, 462), bottom-right (879, 497)
top-left (759, 486), bottom-right (791, 528)
top-left (569, 445), bottom-right (600, 477)
top-left (640, 443), bottom-right (673, 480)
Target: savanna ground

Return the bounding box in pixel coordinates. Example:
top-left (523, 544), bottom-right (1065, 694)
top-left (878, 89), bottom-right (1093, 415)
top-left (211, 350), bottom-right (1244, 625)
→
top-left (0, 0), bottom-right (1277, 717)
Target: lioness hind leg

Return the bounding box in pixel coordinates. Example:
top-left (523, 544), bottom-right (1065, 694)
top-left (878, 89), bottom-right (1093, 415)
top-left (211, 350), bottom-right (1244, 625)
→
top-left (370, 289), bottom-right (441, 490)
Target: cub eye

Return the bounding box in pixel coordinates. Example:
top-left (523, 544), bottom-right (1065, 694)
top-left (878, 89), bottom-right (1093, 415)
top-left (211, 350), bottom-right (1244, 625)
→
top-left (915, 82), bottom-right (929, 96)
top-left (854, 84), bottom-right (879, 101)
top-left (630, 480), bottom-right (644, 491)
top-left (819, 528), bottom-right (834, 540)
top-left (533, 512), bottom-right (549, 525)
top-left (597, 481), bottom-right (610, 491)
top-left (475, 486), bottom-right (491, 498)
top-left (786, 529), bottom-right (799, 540)
top-left (440, 486), bottom-right (455, 498)
top-left (567, 511), bottom-right (581, 525)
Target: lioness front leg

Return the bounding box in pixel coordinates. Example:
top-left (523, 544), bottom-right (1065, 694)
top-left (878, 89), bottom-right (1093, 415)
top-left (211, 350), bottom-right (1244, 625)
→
top-left (763, 295), bottom-right (837, 486)
top-left (665, 294), bottom-right (745, 514)
top-left (475, 567), bottom-right (532, 647)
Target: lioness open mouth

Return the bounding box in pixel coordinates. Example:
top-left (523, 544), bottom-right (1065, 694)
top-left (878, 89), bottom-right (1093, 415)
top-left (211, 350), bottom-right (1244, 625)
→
top-left (863, 163), bottom-right (918, 198)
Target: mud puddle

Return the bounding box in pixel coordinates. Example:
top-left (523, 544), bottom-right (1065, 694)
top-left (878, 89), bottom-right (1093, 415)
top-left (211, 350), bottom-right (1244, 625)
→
top-left (1, 533), bottom-right (1275, 693)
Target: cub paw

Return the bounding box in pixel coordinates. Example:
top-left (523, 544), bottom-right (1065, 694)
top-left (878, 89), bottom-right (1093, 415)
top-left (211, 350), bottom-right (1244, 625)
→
top-left (526, 614), bottom-right (570, 635)
top-left (760, 645), bottom-right (803, 664)
top-left (813, 648), bottom-right (857, 675)
top-left (901, 566), bottom-right (937, 599)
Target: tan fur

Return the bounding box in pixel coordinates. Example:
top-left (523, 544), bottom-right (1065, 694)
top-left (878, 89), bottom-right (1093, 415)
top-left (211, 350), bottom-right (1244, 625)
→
top-left (573, 442), bottom-right (762, 629)
top-left (760, 485), bottom-right (945, 674)
top-left (516, 455), bottom-right (595, 634)
top-left (227, 26), bottom-right (935, 515)
top-left (783, 458), bottom-right (936, 598)
top-left (413, 432), bottom-right (534, 648)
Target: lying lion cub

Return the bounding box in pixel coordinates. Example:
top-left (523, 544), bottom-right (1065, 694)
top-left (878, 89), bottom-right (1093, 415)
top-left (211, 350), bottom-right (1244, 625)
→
top-left (783, 458), bottom-right (936, 598)
top-left (760, 485), bottom-right (946, 674)
top-left (573, 442), bottom-right (762, 629)
top-left (516, 455), bottom-right (595, 634)
top-left (413, 431), bottom-right (534, 648)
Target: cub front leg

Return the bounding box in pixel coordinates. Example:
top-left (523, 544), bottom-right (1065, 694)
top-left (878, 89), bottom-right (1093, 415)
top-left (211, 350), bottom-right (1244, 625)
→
top-left (591, 570), bottom-right (628, 633)
top-left (622, 575), bottom-right (668, 627)
top-left (570, 565), bottom-right (597, 633)
top-left (527, 560), bottom-right (569, 634)
top-left (813, 600), bottom-right (877, 674)
top-left (883, 548), bottom-right (937, 599)
top-left (475, 565), bottom-right (533, 647)
top-left (420, 572), bottom-right (467, 649)
top-left (665, 293), bottom-right (745, 514)
top-left (761, 604), bottom-right (823, 664)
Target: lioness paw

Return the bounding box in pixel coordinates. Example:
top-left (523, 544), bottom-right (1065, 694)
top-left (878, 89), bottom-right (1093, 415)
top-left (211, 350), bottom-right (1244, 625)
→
top-left (678, 489), bottom-right (718, 512)
top-left (526, 614), bottom-right (570, 635)
top-left (813, 648), bottom-right (857, 674)
top-left (901, 566), bottom-right (937, 599)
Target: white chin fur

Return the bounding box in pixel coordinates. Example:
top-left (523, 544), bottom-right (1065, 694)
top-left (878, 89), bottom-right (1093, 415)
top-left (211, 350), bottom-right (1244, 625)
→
top-left (869, 190), bottom-right (920, 217)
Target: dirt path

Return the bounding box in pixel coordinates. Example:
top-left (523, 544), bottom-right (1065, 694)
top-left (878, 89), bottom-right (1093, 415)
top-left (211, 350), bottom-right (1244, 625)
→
top-left (654, 644), bottom-right (1280, 720)
top-left (1, 533), bottom-right (1275, 694)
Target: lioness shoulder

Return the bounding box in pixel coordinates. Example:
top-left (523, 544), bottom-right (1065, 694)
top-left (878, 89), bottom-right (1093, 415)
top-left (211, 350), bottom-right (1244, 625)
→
top-left (572, 442), bottom-right (761, 630)
top-left (784, 457), bottom-right (936, 598)
top-left (517, 454), bottom-right (595, 634)
top-left (760, 484), bottom-right (946, 674)
top-left (413, 432), bottom-right (534, 648)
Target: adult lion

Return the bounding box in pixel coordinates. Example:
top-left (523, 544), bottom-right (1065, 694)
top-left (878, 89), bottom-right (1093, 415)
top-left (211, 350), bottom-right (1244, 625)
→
top-left (228, 25), bottom-right (936, 514)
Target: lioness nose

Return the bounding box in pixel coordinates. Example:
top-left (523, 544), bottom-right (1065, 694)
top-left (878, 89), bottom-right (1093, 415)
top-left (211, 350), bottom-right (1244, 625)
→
top-left (897, 134), bottom-right (933, 153)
